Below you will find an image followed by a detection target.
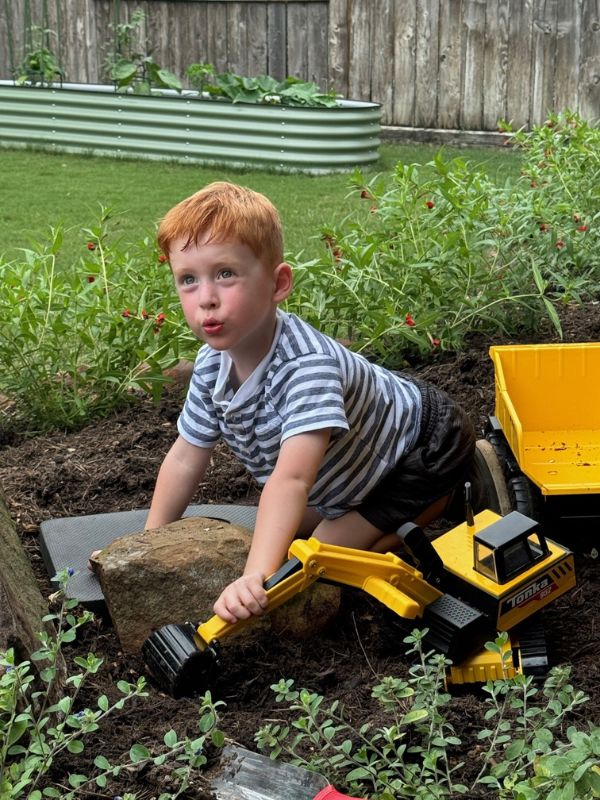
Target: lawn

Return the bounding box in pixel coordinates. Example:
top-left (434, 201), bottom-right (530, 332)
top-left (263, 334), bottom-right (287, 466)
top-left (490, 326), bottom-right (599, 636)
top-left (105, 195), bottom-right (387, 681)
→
top-left (0, 142), bottom-right (522, 263)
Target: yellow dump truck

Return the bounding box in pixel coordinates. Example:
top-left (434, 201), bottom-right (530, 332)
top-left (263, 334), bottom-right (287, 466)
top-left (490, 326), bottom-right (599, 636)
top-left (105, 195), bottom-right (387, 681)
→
top-left (481, 343), bottom-right (600, 552)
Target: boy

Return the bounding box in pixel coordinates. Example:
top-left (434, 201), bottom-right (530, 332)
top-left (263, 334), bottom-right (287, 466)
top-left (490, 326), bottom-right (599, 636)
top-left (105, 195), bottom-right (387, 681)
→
top-left (147, 181), bottom-right (475, 625)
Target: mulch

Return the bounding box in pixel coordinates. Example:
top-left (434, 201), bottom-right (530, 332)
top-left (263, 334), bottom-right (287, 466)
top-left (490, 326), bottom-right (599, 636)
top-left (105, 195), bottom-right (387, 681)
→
top-left (1, 302), bottom-right (599, 798)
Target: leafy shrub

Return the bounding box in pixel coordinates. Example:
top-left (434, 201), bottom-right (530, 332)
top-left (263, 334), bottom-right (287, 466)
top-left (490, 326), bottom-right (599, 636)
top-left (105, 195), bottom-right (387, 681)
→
top-left (256, 630), bottom-right (598, 800)
top-left (0, 570), bottom-right (225, 799)
top-left (287, 114), bottom-right (599, 365)
top-left (0, 208), bottom-right (195, 432)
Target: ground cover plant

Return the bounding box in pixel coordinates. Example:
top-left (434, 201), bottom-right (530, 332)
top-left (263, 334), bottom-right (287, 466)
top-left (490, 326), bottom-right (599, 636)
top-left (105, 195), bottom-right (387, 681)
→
top-left (0, 121), bottom-right (599, 797)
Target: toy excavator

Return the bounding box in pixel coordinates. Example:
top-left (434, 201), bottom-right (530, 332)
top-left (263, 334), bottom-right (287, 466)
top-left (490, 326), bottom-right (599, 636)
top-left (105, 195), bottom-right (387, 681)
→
top-left (142, 484), bottom-right (575, 698)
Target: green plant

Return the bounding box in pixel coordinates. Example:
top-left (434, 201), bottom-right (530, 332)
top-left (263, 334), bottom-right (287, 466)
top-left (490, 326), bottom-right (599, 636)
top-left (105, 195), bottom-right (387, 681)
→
top-left (256, 629), bottom-right (467, 798)
top-left (0, 207), bottom-right (195, 433)
top-left (255, 629), bottom-right (600, 800)
top-left (14, 26), bottom-right (63, 86)
top-left (474, 634), bottom-right (597, 799)
top-left (0, 569), bottom-right (225, 799)
top-left (286, 127), bottom-right (599, 365)
top-left (186, 63), bottom-right (339, 107)
top-left (105, 9), bottom-right (181, 94)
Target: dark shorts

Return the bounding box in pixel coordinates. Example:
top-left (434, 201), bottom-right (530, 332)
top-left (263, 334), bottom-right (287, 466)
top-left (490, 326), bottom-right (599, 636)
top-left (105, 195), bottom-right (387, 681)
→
top-left (356, 376), bottom-right (476, 532)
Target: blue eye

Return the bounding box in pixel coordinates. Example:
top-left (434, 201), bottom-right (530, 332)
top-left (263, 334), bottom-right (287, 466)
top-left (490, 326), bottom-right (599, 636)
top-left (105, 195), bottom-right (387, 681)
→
top-left (181, 275), bottom-right (195, 285)
top-left (218, 269), bottom-right (234, 279)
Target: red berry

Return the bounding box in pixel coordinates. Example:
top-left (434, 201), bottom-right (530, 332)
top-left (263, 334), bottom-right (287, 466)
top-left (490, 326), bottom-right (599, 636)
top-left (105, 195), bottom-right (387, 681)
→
top-left (425, 200), bottom-right (435, 209)
top-left (577, 225), bottom-right (588, 232)
top-left (360, 189), bottom-right (370, 199)
top-left (556, 240), bottom-right (565, 249)
top-left (405, 313), bottom-right (416, 327)
top-left (431, 338), bottom-right (441, 347)
top-left (158, 254), bottom-right (168, 263)
top-left (87, 242), bottom-right (95, 250)
top-left (122, 309), bottom-right (132, 318)
top-left (155, 312), bottom-right (167, 325)
top-left (86, 275), bottom-right (96, 283)
top-left (539, 223), bottom-right (550, 232)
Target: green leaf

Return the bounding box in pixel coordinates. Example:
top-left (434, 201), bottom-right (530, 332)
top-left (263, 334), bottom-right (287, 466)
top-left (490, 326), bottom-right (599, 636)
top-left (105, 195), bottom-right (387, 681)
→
top-left (97, 695), bottom-right (109, 711)
top-left (7, 720), bottom-right (27, 746)
top-left (163, 729), bottom-right (178, 747)
top-left (129, 743), bottom-right (151, 763)
top-left (67, 739), bottom-right (84, 754)
top-left (94, 755), bottom-right (111, 770)
top-left (400, 708), bottom-right (429, 725)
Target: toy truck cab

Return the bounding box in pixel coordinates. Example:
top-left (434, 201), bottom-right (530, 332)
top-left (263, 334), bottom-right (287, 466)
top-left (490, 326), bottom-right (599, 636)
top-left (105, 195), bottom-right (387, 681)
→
top-left (473, 512), bottom-right (550, 584)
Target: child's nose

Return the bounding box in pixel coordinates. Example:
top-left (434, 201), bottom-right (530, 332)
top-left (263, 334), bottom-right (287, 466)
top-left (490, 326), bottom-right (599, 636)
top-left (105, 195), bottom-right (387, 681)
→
top-left (198, 282), bottom-right (218, 307)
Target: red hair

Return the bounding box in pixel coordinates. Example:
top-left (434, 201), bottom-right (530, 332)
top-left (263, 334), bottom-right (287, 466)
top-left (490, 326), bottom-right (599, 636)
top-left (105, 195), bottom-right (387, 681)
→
top-left (157, 181), bottom-right (284, 268)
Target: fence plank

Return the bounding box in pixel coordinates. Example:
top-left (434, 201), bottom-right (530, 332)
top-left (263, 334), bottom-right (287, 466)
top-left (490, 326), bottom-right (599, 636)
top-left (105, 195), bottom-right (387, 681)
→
top-left (483, 0), bottom-right (510, 129)
top-left (554, 0), bottom-right (580, 113)
top-left (307, 2), bottom-right (328, 88)
top-left (328, 0), bottom-right (349, 98)
top-left (505, 0), bottom-right (533, 127)
top-left (530, 0), bottom-right (558, 124)
top-left (460, 0), bottom-right (486, 129)
top-left (579, 0), bottom-right (600, 122)
top-left (287, 3), bottom-right (308, 80)
top-left (267, 2), bottom-right (286, 80)
top-left (185, 2), bottom-right (208, 72)
top-left (206, 2), bottom-right (228, 71)
top-left (348, 0), bottom-right (371, 100)
top-left (371, 0), bottom-right (395, 122)
top-left (414, 0), bottom-right (440, 127)
top-left (227, 3), bottom-right (249, 76)
top-left (438, 0), bottom-right (462, 129)
top-left (247, 2), bottom-right (268, 76)
top-left (393, 0), bottom-right (417, 125)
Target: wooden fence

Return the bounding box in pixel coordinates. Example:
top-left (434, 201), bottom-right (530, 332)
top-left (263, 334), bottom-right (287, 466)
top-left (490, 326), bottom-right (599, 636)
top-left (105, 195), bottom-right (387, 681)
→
top-left (1, 0), bottom-right (599, 130)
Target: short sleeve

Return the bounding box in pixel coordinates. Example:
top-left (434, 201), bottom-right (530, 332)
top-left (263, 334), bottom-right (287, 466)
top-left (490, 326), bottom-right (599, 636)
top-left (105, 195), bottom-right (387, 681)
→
top-left (177, 360), bottom-right (221, 448)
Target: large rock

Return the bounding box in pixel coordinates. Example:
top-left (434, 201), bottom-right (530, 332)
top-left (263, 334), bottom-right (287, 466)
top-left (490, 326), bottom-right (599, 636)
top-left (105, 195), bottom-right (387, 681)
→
top-left (0, 488), bottom-right (65, 691)
top-left (93, 517), bottom-right (340, 653)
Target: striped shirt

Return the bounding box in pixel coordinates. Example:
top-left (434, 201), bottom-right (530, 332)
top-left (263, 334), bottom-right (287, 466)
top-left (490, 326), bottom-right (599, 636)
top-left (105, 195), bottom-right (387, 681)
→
top-left (178, 311), bottom-right (422, 518)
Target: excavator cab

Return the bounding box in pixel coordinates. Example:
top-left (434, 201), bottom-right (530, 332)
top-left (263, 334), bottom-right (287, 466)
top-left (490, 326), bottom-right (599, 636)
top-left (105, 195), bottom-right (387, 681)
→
top-left (473, 512), bottom-right (550, 584)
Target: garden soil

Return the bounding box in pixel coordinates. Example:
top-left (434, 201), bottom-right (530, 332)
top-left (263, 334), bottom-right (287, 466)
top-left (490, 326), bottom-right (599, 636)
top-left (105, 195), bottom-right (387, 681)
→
top-left (1, 303), bottom-right (600, 798)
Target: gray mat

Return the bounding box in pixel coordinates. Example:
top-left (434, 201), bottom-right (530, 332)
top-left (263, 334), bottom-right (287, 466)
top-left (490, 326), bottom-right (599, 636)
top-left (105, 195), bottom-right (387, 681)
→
top-left (40, 505), bottom-right (258, 613)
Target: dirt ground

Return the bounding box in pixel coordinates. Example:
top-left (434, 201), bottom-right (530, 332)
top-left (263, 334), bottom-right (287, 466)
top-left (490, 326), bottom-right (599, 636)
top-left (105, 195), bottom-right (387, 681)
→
top-left (1, 302), bottom-right (599, 798)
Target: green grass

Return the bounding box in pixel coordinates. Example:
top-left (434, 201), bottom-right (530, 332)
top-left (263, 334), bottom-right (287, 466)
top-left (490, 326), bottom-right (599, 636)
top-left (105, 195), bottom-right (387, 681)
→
top-left (0, 142), bottom-right (522, 263)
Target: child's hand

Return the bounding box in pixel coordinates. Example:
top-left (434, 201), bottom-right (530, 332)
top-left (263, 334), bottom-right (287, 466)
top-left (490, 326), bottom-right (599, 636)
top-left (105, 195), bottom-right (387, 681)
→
top-left (213, 572), bottom-right (268, 624)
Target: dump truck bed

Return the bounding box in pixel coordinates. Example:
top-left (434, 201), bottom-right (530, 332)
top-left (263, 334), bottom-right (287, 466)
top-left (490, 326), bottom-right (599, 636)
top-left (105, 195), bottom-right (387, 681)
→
top-left (490, 343), bottom-right (600, 495)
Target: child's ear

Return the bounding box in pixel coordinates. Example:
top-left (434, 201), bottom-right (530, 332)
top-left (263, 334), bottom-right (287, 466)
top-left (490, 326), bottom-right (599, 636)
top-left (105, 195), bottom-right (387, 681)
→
top-left (273, 262), bottom-right (293, 302)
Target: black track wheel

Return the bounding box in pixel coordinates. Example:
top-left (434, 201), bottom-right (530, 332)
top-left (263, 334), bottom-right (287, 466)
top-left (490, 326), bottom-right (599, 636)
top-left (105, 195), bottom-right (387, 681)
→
top-left (142, 622), bottom-right (218, 698)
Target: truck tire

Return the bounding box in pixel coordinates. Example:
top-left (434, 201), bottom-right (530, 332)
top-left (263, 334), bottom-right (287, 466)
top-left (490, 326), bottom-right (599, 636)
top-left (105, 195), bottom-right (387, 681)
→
top-left (485, 428), bottom-right (543, 521)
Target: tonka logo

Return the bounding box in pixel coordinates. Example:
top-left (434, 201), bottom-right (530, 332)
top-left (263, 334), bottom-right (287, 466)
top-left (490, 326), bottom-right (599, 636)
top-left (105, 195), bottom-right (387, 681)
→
top-left (503, 575), bottom-right (555, 611)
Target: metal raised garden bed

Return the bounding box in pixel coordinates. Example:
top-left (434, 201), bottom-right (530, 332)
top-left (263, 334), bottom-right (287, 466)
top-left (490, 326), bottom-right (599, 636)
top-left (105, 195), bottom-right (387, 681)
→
top-left (0, 81), bottom-right (381, 174)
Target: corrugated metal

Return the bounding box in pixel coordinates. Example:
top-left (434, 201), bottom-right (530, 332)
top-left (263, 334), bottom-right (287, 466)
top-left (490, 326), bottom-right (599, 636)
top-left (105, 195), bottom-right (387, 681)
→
top-left (0, 82), bottom-right (381, 174)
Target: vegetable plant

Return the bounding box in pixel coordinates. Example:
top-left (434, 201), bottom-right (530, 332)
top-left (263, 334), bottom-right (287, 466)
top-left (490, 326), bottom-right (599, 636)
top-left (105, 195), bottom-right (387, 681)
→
top-left (186, 64), bottom-right (339, 107)
top-left (104, 9), bottom-right (181, 94)
top-left (14, 26), bottom-right (63, 86)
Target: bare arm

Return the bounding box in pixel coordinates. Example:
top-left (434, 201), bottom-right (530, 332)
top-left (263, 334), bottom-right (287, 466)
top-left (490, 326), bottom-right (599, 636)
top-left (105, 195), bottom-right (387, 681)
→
top-left (145, 435), bottom-right (214, 529)
top-left (213, 428), bottom-right (331, 623)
